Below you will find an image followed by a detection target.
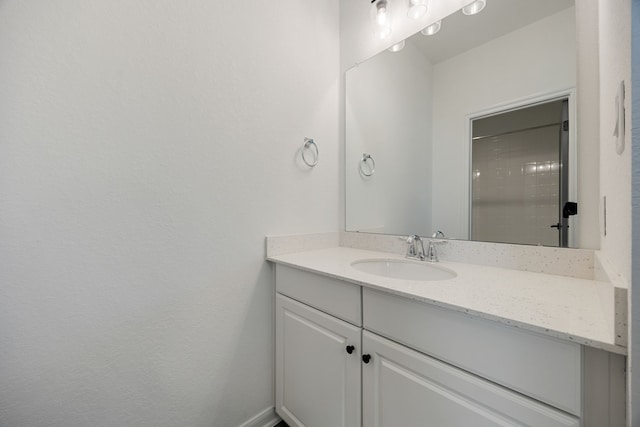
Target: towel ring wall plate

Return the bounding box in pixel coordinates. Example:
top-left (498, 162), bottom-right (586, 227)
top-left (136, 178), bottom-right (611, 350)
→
top-left (301, 138), bottom-right (319, 167)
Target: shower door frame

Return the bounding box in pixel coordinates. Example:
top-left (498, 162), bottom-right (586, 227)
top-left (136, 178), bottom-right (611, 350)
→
top-left (463, 88), bottom-right (578, 248)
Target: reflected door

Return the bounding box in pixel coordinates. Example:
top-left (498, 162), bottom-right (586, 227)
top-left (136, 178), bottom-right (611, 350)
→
top-left (470, 99), bottom-right (570, 247)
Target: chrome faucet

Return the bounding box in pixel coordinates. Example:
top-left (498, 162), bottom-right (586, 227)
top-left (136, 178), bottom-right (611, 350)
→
top-left (405, 235), bottom-right (426, 261)
top-left (426, 230), bottom-right (446, 262)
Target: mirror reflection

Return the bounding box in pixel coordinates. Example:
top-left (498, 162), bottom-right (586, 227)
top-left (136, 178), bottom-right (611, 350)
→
top-left (346, 0), bottom-right (579, 247)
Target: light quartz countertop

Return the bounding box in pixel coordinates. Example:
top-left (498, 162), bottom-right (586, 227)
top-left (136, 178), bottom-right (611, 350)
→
top-left (268, 246), bottom-right (626, 355)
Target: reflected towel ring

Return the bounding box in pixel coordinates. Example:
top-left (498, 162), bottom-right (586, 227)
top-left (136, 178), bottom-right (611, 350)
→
top-left (301, 138), bottom-right (319, 167)
top-left (359, 153), bottom-right (376, 176)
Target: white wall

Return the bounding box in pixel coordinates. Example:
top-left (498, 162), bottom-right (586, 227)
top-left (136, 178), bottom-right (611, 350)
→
top-left (346, 41), bottom-right (433, 235)
top-left (430, 8), bottom-right (577, 240)
top-left (631, 0), bottom-right (640, 422)
top-left (0, 1), bottom-right (339, 426)
top-left (596, 0), bottom-right (633, 423)
top-left (598, 0), bottom-right (632, 286)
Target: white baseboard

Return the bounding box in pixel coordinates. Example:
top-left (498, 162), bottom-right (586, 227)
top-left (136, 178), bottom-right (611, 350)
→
top-left (238, 407), bottom-right (282, 427)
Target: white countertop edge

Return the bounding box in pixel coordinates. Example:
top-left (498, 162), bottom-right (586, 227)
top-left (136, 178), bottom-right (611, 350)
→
top-left (267, 249), bottom-right (627, 356)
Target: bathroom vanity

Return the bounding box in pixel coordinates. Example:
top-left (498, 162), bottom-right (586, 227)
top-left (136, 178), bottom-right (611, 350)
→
top-left (268, 244), bottom-right (626, 427)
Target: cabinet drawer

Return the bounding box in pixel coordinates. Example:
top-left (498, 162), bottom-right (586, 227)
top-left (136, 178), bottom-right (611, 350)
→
top-left (276, 264), bottom-right (361, 326)
top-left (363, 288), bottom-right (581, 415)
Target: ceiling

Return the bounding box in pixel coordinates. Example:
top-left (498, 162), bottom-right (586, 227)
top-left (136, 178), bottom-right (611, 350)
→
top-left (408, 0), bottom-right (575, 64)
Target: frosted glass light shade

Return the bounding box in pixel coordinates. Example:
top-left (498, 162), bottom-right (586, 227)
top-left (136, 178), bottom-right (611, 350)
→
top-left (371, 0), bottom-right (392, 39)
top-left (462, 0), bottom-right (486, 15)
top-left (421, 20), bottom-right (441, 36)
top-left (407, 0), bottom-right (428, 19)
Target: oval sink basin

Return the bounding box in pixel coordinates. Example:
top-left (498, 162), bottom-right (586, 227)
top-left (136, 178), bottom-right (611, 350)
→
top-left (351, 259), bottom-right (457, 281)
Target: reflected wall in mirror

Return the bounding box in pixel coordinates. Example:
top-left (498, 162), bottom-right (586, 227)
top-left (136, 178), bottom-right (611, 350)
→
top-left (346, 0), bottom-right (581, 247)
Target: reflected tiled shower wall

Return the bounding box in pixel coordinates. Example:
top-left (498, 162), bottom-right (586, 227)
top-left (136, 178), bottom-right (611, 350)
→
top-left (471, 100), bottom-right (564, 247)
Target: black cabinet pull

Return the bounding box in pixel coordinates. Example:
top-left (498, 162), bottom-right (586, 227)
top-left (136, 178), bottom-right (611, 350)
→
top-left (362, 354), bottom-right (372, 363)
top-left (346, 345), bottom-right (355, 354)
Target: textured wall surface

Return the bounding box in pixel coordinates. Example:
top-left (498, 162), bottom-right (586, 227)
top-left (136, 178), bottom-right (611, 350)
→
top-left (0, 1), bottom-right (339, 426)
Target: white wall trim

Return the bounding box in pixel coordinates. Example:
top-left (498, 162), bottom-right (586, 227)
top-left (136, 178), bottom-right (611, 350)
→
top-left (237, 407), bottom-right (281, 427)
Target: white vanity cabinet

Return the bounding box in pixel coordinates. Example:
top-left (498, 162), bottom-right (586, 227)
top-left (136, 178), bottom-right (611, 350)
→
top-left (274, 264), bottom-right (620, 427)
top-left (275, 265), bottom-right (362, 427)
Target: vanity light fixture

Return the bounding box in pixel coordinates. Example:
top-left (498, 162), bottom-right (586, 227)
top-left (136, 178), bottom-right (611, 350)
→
top-left (462, 0), bottom-right (486, 15)
top-left (407, 0), bottom-right (428, 19)
top-left (421, 20), bottom-right (441, 36)
top-left (388, 40), bottom-right (406, 52)
top-left (371, 0), bottom-right (392, 39)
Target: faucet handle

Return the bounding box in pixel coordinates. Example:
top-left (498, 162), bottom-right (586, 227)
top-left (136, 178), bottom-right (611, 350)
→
top-left (425, 238), bottom-right (447, 262)
top-left (405, 235), bottom-right (416, 257)
top-left (405, 235), bottom-right (426, 259)
top-left (431, 230), bottom-right (445, 239)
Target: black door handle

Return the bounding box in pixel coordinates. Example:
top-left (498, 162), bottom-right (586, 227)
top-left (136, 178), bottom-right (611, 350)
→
top-left (346, 345), bottom-right (355, 354)
top-left (362, 354), bottom-right (372, 364)
top-left (550, 223), bottom-right (562, 229)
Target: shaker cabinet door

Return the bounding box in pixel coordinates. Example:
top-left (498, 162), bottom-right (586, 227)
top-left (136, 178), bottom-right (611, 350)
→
top-left (275, 294), bottom-right (361, 427)
top-left (362, 331), bottom-right (579, 427)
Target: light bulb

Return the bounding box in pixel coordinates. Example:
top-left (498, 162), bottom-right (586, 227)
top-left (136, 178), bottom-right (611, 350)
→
top-left (462, 0), bottom-right (486, 15)
top-left (421, 20), bottom-right (441, 36)
top-left (407, 0), bottom-right (428, 19)
top-left (388, 40), bottom-right (406, 52)
top-left (377, 7), bottom-right (387, 25)
top-left (371, 0), bottom-right (392, 40)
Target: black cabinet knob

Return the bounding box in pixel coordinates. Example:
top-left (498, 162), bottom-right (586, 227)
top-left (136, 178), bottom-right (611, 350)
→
top-left (362, 354), bottom-right (372, 364)
top-left (346, 345), bottom-right (355, 354)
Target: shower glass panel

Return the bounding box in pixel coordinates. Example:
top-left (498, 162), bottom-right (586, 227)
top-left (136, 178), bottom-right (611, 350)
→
top-left (471, 100), bottom-right (568, 247)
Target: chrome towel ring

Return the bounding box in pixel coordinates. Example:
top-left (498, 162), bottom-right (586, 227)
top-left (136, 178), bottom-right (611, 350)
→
top-left (301, 138), bottom-right (319, 167)
top-left (359, 153), bottom-right (375, 176)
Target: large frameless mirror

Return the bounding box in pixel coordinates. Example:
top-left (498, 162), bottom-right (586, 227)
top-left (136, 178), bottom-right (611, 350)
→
top-left (345, 0), bottom-right (583, 247)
